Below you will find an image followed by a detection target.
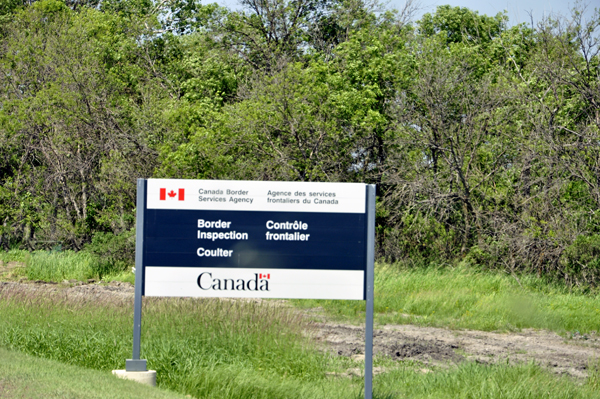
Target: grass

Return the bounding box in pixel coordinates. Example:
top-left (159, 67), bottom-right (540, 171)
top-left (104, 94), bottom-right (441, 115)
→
top-left (0, 249), bottom-right (135, 284)
top-left (0, 249), bottom-right (28, 264)
top-left (13, 251), bottom-right (600, 335)
top-left (376, 361), bottom-right (600, 398)
top-left (0, 284), bottom-right (358, 399)
top-left (1, 282), bottom-right (600, 398)
top-left (0, 346), bottom-right (188, 399)
top-left (25, 250), bottom-right (99, 281)
top-left (293, 263), bottom-right (600, 335)
top-left (3, 252), bottom-right (600, 397)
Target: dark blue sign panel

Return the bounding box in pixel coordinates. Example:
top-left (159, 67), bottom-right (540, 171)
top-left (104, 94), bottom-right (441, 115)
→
top-left (144, 209), bottom-right (367, 270)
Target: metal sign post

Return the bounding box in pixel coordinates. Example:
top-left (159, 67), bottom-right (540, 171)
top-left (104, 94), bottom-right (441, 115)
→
top-left (127, 178), bottom-right (147, 372)
top-left (365, 184), bottom-right (375, 399)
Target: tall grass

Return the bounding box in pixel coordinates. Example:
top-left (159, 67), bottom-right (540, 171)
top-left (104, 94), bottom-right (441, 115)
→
top-left (12, 250), bottom-right (132, 282)
top-left (0, 249), bottom-right (28, 264)
top-left (8, 249), bottom-right (600, 334)
top-left (375, 362), bottom-right (600, 399)
top-left (1, 283), bottom-right (599, 398)
top-left (0, 284), bottom-right (357, 398)
top-left (294, 263), bottom-right (600, 334)
top-left (25, 251), bottom-right (99, 281)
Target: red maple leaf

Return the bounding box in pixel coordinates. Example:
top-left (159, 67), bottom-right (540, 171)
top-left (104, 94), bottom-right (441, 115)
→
top-left (167, 190), bottom-right (177, 198)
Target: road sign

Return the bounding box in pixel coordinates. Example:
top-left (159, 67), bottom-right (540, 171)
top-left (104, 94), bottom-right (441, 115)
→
top-left (127, 178), bottom-right (376, 399)
top-left (141, 179), bottom-right (368, 300)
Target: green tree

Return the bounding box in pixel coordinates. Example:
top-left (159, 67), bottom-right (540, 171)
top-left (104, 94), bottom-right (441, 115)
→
top-left (0, 1), bottom-right (157, 248)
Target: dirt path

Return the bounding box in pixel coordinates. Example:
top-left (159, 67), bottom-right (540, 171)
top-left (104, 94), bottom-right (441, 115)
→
top-left (2, 278), bottom-right (599, 379)
top-left (312, 322), bottom-right (600, 378)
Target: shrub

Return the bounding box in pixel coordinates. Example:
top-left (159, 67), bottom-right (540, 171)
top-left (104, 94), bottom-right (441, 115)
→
top-left (84, 230), bottom-right (135, 278)
top-left (559, 234), bottom-right (600, 287)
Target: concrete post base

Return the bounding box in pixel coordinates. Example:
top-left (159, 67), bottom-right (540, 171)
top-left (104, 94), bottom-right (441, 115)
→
top-left (112, 369), bottom-right (157, 386)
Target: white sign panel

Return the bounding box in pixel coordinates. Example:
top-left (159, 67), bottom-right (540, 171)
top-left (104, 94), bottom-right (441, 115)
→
top-left (146, 179), bottom-right (366, 213)
top-left (145, 267), bottom-right (365, 300)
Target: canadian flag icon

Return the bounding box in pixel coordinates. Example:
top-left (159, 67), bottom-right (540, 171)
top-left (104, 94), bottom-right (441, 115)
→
top-left (159, 188), bottom-right (185, 201)
top-left (259, 274), bottom-right (270, 279)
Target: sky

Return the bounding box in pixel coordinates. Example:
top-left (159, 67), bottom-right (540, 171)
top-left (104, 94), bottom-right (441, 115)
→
top-left (411, 0), bottom-right (598, 24)
top-left (213, 0), bottom-right (599, 26)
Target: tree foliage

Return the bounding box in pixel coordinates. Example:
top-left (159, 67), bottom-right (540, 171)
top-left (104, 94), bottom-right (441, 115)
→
top-left (1, 0), bottom-right (599, 286)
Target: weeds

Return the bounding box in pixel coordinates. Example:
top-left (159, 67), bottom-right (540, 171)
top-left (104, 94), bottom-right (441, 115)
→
top-left (0, 283), bottom-right (351, 398)
top-left (587, 358), bottom-right (600, 391)
top-left (3, 250), bottom-right (134, 282)
top-left (0, 249), bottom-right (28, 264)
top-left (26, 251), bottom-right (98, 281)
top-left (294, 263), bottom-right (600, 334)
top-left (3, 255), bottom-right (600, 397)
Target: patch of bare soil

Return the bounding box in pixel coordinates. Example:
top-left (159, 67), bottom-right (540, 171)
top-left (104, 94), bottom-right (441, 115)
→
top-left (0, 280), bottom-right (134, 301)
top-left (0, 378), bottom-right (18, 399)
top-left (312, 322), bottom-right (600, 379)
top-left (2, 279), bottom-right (599, 379)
